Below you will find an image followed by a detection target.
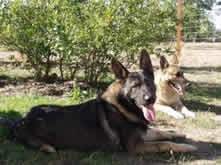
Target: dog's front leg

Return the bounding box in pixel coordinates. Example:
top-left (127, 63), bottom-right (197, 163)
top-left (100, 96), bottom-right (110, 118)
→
top-left (181, 106), bottom-right (196, 118)
top-left (134, 141), bottom-right (197, 153)
top-left (98, 109), bottom-right (120, 145)
top-left (174, 101), bottom-right (195, 118)
top-left (141, 128), bottom-right (185, 141)
top-left (154, 104), bottom-right (184, 119)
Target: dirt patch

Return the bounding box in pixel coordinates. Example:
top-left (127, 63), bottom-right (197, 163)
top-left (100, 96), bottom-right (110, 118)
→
top-left (0, 75), bottom-right (74, 96)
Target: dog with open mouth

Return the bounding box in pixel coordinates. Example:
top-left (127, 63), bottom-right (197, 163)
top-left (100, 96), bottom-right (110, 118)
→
top-left (154, 54), bottom-right (195, 119)
top-left (0, 49), bottom-right (197, 153)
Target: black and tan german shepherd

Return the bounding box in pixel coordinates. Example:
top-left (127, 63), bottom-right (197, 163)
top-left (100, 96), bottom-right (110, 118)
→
top-left (0, 49), bottom-right (197, 153)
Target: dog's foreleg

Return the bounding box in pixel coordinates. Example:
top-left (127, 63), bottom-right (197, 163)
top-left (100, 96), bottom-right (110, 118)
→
top-left (135, 141), bottom-right (197, 153)
top-left (154, 104), bottom-right (184, 119)
top-left (181, 106), bottom-right (196, 118)
top-left (142, 128), bottom-right (185, 141)
top-left (98, 110), bottom-right (120, 145)
top-left (39, 144), bottom-right (56, 153)
top-left (174, 101), bottom-right (195, 118)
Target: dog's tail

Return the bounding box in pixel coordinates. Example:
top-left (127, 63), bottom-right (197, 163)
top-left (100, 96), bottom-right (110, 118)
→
top-left (0, 117), bottom-right (16, 130)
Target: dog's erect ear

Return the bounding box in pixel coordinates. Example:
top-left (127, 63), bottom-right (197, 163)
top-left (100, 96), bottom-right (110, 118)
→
top-left (160, 56), bottom-right (169, 71)
top-left (111, 58), bottom-right (129, 80)
top-left (140, 49), bottom-right (154, 77)
top-left (170, 54), bottom-right (179, 65)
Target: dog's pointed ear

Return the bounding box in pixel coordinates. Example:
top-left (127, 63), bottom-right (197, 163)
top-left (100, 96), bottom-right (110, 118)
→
top-left (160, 56), bottom-right (169, 70)
top-left (170, 54), bottom-right (179, 65)
top-left (140, 49), bottom-right (154, 77)
top-left (111, 58), bottom-right (129, 80)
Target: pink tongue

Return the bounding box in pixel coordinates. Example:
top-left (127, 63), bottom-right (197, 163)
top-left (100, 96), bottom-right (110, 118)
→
top-left (141, 104), bottom-right (155, 121)
top-left (181, 88), bottom-right (185, 96)
top-left (179, 85), bottom-right (185, 96)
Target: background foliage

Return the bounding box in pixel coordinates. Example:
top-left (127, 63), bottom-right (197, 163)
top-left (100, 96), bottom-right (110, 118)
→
top-left (0, 0), bottom-right (216, 83)
top-left (182, 0), bottom-right (216, 40)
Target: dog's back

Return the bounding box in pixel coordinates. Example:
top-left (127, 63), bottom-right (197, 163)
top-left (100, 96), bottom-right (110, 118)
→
top-left (13, 99), bottom-right (123, 151)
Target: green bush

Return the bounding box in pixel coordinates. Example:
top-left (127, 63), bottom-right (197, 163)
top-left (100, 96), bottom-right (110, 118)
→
top-left (0, 0), bottom-right (178, 83)
top-left (71, 84), bottom-right (96, 104)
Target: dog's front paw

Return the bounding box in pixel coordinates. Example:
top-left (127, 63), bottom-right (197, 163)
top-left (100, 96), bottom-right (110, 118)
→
top-left (110, 134), bottom-right (120, 145)
top-left (173, 112), bottom-right (184, 119)
top-left (181, 107), bottom-right (195, 118)
top-left (154, 104), bottom-right (184, 119)
top-left (39, 144), bottom-right (56, 153)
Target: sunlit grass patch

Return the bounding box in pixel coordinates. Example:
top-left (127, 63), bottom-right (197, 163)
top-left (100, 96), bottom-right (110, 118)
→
top-left (216, 156), bottom-right (221, 164)
top-left (190, 112), bottom-right (217, 129)
top-left (0, 94), bottom-right (74, 116)
top-left (185, 83), bottom-right (221, 103)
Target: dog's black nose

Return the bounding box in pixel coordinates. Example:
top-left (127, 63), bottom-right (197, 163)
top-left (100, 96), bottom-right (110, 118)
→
top-left (144, 94), bottom-right (156, 104)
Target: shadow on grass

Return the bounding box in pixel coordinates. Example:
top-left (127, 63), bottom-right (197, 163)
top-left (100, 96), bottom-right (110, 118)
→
top-left (0, 110), bottom-right (21, 135)
top-left (0, 110), bottom-right (220, 165)
top-left (186, 83), bottom-right (221, 100)
top-left (0, 74), bottom-right (34, 88)
top-left (181, 82), bottom-right (221, 115)
top-left (0, 74), bottom-right (63, 86)
top-left (184, 100), bottom-right (221, 115)
top-left (0, 110), bottom-right (21, 120)
top-left (112, 139), bottom-right (221, 165)
top-left (181, 66), bottom-right (221, 73)
top-left (0, 75), bottom-right (17, 88)
top-left (0, 73), bottom-right (112, 98)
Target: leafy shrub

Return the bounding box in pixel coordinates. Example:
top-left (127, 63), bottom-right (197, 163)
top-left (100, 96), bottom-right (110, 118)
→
top-left (71, 84), bottom-right (96, 104)
top-left (0, 0), bottom-right (179, 83)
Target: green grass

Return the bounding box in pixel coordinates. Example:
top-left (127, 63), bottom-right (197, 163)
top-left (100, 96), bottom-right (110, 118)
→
top-left (0, 93), bottom-right (200, 165)
top-left (156, 84), bottom-right (219, 130)
top-left (0, 94), bottom-right (74, 116)
top-left (216, 156), bottom-right (221, 164)
top-left (190, 112), bottom-right (217, 129)
top-left (0, 94), bottom-right (95, 165)
top-left (185, 84), bottom-right (221, 101)
top-left (0, 72), bottom-right (220, 165)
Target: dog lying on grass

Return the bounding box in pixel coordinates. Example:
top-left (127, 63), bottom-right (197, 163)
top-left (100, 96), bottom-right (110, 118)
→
top-left (0, 49), bottom-right (197, 153)
top-left (154, 55), bottom-right (196, 119)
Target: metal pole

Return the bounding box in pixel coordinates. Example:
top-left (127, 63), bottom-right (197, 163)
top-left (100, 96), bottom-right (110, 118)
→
top-left (176, 0), bottom-right (182, 57)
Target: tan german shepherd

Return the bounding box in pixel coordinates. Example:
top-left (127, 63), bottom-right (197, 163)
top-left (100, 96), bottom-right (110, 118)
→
top-left (154, 55), bottom-right (195, 119)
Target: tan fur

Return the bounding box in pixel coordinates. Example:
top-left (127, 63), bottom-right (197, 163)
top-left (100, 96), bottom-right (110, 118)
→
top-left (135, 141), bottom-right (197, 153)
top-left (101, 75), bottom-right (197, 153)
top-left (4, 52), bottom-right (197, 154)
top-left (135, 126), bottom-right (197, 153)
top-left (154, 56), bottom-right (195, 119)
top-left (170, 54), bottom-right (179, 65)
top-left (141, 128), bottom-right (185, 141)
top-left (102, 80), bottom-right (141, 123)
top-left (155, 65), bottom-right (181, 106)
